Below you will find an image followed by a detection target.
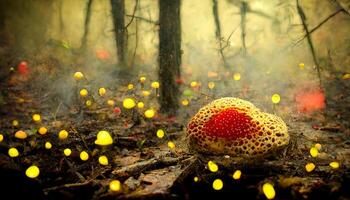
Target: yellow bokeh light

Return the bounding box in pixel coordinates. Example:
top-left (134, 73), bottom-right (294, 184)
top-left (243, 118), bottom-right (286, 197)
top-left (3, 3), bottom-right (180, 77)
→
top-left (80, 89), bottom-right (88, 97)
top-left (109, 180), bottom-right (121, 192)
top-left (137, 102), bottom-right (144, 109)
top-left (123, 98), bottom-right (136, 109)
top-left (194, 176), bottom-right (199, 182)
top-left (99, 155), bottom-right (109, 166)
top-left (144, 109), bottom-right (156, 119)
top-left (167, 141), bottom-right (175, 149)
top-left (38, 127), bottom-right (48, 135)
top-left (58, 130), bottom-right (69, 140)
top-left (208, 82), bottom-right (215, 89)
top-left (262, 183), bottom-right (276, 200)
top-left (12, 120), bottom-right (19, 127)
top-left (156, 129), bottom-right (165, 138)
top-left (233, 170), bottom-right (242, 180)
top-left (181, 99), bottom-right (189, 106)
top-left (314, 143), bottom-right (322, 151)
top-left (0, 134), bottom-right (3, 142)
top-left (151, 81), bottom-right (160, 89)
top-left (342, 73), bottom-right (350, 80)
top-left (32, 114), bottom-right (41, 122)
top-left (98, 87), bottom-right (106, 96)
top-left (25, 165), bottom-right (40, 179)
top-left (299, 63), bottom-right (305, 69)
top-left (190, 81), bottom-right (198, 87)
top-left (139, 76), bottom-right (146, 83)
top-left (305, 163), bottom-right (315, 172)
top-left (271, 94), bottom-right (281, 104)
top-left (212, 179), bottom-right (223, 190)
top-left (233, 73), bottom-right (241, 81)
top-left (15, 130), bottom-right (27, 139)
top-left (107, 100), bottom-right (115, 106)
top-left (310, 147), bottom-right (318, 157)
top-left (142, 90), bottom-right (151, 97)
top-left (64, 148), bottom-right (72, 156)
top-left (74, 72), bottom-right (84, 80)
top-left (80, 151), bottom-right (89, 161)
top-left (329, 161), bottom-right (340, 169)
top-left (208, 161), bottom-right (218, 172)
top-left (127, 83), bottom-right (134, 90)
top-left (86, 100), bottom-right (92, 107)
top-left (45, 141), bottom-right (52, 149)
top-left (8, 147), bottom-right (19, 157)
top-left (95, 130), bottom-right (113, 146)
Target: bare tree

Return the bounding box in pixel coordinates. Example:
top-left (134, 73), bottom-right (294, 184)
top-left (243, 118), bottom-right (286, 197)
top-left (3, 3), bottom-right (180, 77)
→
top-left (80, 0), bottom-right (93, 51)
top-left (111, 0), bottom-right (127, 66)
top-left (158, 0), bottom-right (181, 115)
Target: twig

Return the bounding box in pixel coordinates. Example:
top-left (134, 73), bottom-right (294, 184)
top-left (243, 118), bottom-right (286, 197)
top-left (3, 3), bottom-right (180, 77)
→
top-left (124, 0), bottom-right (139, 29)
top-left (125, 14), bottom-right (159, 25)
top-left (70, 127), bottom-right (89, 150)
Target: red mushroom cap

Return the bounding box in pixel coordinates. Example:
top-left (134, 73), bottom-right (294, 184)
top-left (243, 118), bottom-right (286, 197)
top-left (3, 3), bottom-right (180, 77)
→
top-left (187, 97), bottom-right (289, 156)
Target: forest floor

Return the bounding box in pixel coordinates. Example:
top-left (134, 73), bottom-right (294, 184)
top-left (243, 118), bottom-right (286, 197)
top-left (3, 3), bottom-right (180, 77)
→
top-left (0, 66), bottom-right (350, 200)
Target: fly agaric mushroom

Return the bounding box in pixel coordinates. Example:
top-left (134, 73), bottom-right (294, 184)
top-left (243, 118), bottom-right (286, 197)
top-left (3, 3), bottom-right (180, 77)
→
top-left (187, 97), bottom-right (289, 156)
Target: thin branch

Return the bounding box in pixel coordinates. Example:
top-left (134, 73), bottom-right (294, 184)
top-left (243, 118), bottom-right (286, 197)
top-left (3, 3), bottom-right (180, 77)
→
top-left (124, 0), bottom-right (139, 29)
top-left (292, 8), bottom-right (344, 47)
top-left (125, 14), bottom-right (159, 25)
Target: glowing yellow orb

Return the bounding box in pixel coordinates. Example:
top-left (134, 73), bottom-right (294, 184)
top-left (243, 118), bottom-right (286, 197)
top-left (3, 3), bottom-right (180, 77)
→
top-left (95, 130), bottom-right (113, 146)
top-left (58, 130), bottom-right (69, 140)
top-left (310, 147), bottom-right (318, 157)
top-left (262, 183), bottom-right (275, 199)
top-left (25, 165), bottom-right (40, 178)
top-left (32, 114), bottom-right (41, 122)
top-left (151, 81), bottom-right (160, 89)
top-left (208, 82), bottom-right (215, 89)
top-left (127, 84), bottom-right (134, 90)
top-left (86, 100), bottom-right (92, 107)
top-left (45, 141), bottom-right (52, 149)
top-left (123, 98), bottom-right (136, 109)
top-left (314, 143), bottom-right (322, 151)
top-left (0, 134), bottom-right (3, 142)
top-left (80, 89), bottom-right (88, 97)
top-left (181, 99), bottom-right (189, 106)
top-left (144, 109), bottom-right (156, 118)
top-left (329, 161), bottom-right (340, 169)
top-left (167, 141), bottom-right (175, 149)
top-left (342, 73), bottom-right (350, 80)
top-left (142, 90), bottom-right (151, 97)
top-left (305, 163), bottom-right (315, 172)
top-left (233, 73), bottom-right (241, 81)
top-left (194, 176), bottom-right (199, 182)
top-left (156, 129), bottom-right (165, 138)
top-left (299, 63), bottom-right (305, 69)
top-left (64, 148), bottom-right (72, 156)
top-left (80, 151), bottom-right (89, 161)
top-left (12, 120), bottom-right (19, 127)
top-left (109, 180), bottom-right (121, 192)
top-left (212, 179), bottom-right (223, 190)
top-left (98, 155), bottom-right (109, 166)
top-left (140, 76), bottom-right (146, 83)
top-left (271, 94), bottom-right (281, 104)
top-left (107, 100), bottom-right (115, 106)
top-left (8, 147), bottom-right (19, 157)
top-left (137, 102), bottom-right (144, 109)
top-left (15, 130), bottom-right (27, 139)
top-left (38, 127), bottom-right (47, 135)
top-left (74, 72), bottom-right (84, 80)
top-left (208, 161), bottom-right (218, 172)
top-left (233, 170), bottom-right (242, 180)
top-left (98, 87), bottom-right (106, 96)
top-left (190, 81), bottom-right (198, 87)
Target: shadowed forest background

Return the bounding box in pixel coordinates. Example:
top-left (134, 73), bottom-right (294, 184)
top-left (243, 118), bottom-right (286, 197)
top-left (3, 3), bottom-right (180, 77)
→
top-left (0, 0), bottom-right (349, 199)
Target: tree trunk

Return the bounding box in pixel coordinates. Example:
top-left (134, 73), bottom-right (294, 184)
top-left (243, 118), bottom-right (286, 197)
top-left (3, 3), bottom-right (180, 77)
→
top-left (111, 0), bottom-right (127, 66)
top-left (240, 1), bottom-right (248, 56)
top-left (80, 0), bottom-right (93, 52)
top-left (158, 0), bottom-right (181, 115)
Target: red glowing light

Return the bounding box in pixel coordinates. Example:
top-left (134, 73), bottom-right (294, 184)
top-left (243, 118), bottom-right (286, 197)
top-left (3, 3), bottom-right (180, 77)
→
top-left (18, 61), bottom-right (29, 75)
top-left (114, 107), bottom-right (121, 115)
top-left (96, 50), bottom-right (110, 60)
top-left (175, 78), bottom-right (184, 85)
top-left (295, 89), bottom-right (325, 113)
